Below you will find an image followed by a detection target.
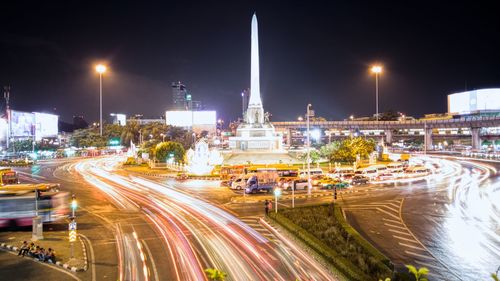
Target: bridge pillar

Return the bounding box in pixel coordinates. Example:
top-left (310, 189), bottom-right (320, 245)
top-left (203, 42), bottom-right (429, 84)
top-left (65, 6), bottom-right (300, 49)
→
top-left (471, 127), bottom-right (481, 150)
top-left (425, 127), bottom-right (433, 151)
top-left (384, 130), bottom-right (393, 144)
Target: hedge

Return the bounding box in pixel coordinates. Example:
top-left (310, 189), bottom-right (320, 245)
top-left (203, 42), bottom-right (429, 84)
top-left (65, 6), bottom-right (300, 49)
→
top-left (270, 211), bottom-right (370, 281)
top-left (269, 203), bottom-right (394, 280)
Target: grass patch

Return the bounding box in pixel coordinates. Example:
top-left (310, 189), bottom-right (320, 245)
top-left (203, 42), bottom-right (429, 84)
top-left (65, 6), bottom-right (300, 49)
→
top-left (269, 203), bottom-right (393, 280)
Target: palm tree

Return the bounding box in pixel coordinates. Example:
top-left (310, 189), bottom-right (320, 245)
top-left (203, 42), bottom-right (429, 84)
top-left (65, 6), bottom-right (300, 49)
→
top-left (406, 265), bottom-right (429, 281)
top-left (204, 268), bottom-right (227, 281)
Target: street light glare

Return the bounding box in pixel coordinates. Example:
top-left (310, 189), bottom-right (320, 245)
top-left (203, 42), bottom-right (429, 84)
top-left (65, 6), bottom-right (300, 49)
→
top-left (371, 65), bottom-right (382, 74)
top-left (95, 64), bottom-right (107, 74)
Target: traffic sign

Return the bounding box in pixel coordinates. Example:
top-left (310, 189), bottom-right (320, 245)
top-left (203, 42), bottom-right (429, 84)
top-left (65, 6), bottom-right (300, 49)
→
top-left (69, 230), bottom-right (77, 242)
top-left (69, 221), bottom-right (77, 231)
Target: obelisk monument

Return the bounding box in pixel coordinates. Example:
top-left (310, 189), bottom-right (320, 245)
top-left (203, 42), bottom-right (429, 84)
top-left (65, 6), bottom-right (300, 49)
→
top-left (246, 13), bottom-right (264, 124)
top-left (228, 13), bottom-right (284, 155)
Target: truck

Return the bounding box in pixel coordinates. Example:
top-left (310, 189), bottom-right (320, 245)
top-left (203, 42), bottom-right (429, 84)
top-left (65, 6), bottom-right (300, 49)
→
top-left (245, 168), bottom-right (278, 194)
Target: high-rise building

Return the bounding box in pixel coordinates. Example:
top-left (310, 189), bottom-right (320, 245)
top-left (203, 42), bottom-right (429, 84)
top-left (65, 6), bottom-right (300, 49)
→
top-left (172, 81), bottom-right (187, 110)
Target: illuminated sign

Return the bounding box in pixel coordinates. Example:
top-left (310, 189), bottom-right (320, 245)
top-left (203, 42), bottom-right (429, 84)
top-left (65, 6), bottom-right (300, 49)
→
top-left (9, 110), bottom-right (35, 137)
top-left (165, 111), bottom-right (217, 127)
top-left (448, 89), bottom-right (500, 114)
top-left (34, 112), bottom-right (59, 141)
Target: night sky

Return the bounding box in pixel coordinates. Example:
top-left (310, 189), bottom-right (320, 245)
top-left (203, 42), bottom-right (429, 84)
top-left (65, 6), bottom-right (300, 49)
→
top-left (1, 1), bottom-right (499, 123)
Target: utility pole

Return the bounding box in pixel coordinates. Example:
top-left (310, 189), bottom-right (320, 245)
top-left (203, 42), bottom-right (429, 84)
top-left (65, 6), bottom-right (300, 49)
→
top-left (4, 86), bottom-right (10, 149)
top-left (306, 104), bottom-right (312, 196)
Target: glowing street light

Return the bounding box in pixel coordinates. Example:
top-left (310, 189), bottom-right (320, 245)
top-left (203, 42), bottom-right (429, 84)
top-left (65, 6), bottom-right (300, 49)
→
top-left (370, 65), bottom-right (383, 121)
top-left (95, 64), bottom-right (107, 136)
top-left (274, 187), bottom-right (282, 213)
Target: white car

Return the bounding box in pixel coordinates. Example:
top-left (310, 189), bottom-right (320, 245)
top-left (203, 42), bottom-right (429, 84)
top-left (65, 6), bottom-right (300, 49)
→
top-left (230, 177), bottom-right (247, 190)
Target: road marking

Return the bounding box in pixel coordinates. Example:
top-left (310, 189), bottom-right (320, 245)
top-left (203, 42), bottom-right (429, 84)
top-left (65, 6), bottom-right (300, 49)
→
top-left (398, 242), bottom-right (426, 251)
top-left (392, 235), bottom-right (418, 243)
top-left (388, 228), bottom-right (413, 236)
top-left (414, 260), bottom-right (443, 270)
top-left (384, 223), bottom-right (407, 230)
top-left (142, 239), bottom-right (159, 281)
top-left (79, 233), bottom-right (96, 281)
top-left (376, 208), bottom-right (401, 220)
top-left (405, 250), bottom-right (435, 260)
top-left (382, 218), bottom-right (403, 225)
top-left (386, 202), bottom-right (401, 209)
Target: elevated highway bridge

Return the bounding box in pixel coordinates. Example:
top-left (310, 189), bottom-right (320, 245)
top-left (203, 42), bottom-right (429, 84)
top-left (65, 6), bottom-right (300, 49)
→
top-left (272, 116), bottom-right (500, 150)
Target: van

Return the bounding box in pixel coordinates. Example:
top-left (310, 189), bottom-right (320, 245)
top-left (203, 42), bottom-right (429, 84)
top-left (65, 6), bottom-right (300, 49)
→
top-left (355, 167), bottom-right (378, 179)
top-left (299, 168), bottom-right (323, 179)
top-left (230, 174), bottom-right (252, 190)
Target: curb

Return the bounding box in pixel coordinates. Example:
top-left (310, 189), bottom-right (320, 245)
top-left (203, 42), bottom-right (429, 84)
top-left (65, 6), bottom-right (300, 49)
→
top-left (1, 239), bottom-right (87, 273)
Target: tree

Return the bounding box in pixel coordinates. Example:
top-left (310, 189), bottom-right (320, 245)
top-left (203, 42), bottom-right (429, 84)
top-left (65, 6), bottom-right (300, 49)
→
top-left (319, 137), bottom-right (376, 163)
top-left (406, 265), bottom-right (429, 281)
top-left (154, 141), bottom-right (185, 163)
top-left (204, 268), bottom-right (227, 281)
top-left (70, 128), bottom-right (107, 147)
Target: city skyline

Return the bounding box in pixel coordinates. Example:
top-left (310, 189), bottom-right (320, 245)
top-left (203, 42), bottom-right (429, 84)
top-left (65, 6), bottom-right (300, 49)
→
top-left (1, 1), bottom-right (499, 123)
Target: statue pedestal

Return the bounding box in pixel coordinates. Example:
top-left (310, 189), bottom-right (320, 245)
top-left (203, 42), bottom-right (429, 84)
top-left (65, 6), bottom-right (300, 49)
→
top-left (229, 122), bottom-right (282, 151)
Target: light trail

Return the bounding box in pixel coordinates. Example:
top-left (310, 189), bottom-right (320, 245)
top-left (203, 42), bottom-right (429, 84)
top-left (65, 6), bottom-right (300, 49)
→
top-left (74, 156), bottom-right (334, 281)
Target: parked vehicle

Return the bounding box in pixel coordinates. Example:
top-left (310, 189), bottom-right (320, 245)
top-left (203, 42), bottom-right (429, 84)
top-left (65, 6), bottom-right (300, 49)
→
top-left (245, 169), bottom-right (278, 194)
top-left (299, 168), bottom-right (323, 179)
top-left (290, 179), bottom-right (309, 190)
top-left (405, 167), bottom-right (430, 177)
top-left (355, 167), bottom-right (378, 179)
top-left (351, 175), bottom-right (370, 185)
top-left (387, 162), bottom-right (404, 172)
top-left (230, 175), bottom-right (252, 190)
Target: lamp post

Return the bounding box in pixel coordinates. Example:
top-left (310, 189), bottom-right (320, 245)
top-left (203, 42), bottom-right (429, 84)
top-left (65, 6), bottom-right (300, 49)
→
top-left (370, 65), bottom-right (382, 121)
top-left (32, 187), bottom-right (43, 241)
top-left (306, 104), bottom-right (312, 196)
top-left (95, 64), bottom-right (107, 136)
top-left (274, 187), bottom-right (282, 213)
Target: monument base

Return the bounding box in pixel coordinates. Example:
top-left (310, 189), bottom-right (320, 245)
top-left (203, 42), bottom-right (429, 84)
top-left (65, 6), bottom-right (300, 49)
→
top-left (229, 122), bottom-right (283, 151)
top-left (223, 151), bottom-right (300, 165)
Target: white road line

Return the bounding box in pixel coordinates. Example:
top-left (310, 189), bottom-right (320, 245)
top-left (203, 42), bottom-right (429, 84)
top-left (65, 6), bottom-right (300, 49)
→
top-left (386, 202), bottom-right (401, 209)
top-left (405, 250), bottom-right (435, 260)
top-left (376, 208), bottom-right (401, 220)
top-left (398, 242), bottom-right (426, 251)
top-left (414, 260), bottom-right (444, 270)
top-left (142, 239), bottom-right (159, 281)
top-left (388, 228), bottom-right (412, 236)
top-left (381, 205), bottom-right (400, 213)
top-left (383, 223), bottom-right (407, 230)
top-left (79, 234), bottom-right (96, 281)
top-left (382, 218), bottom-right (403, 225)
top-left (392, 235), bottom-right (417, 243)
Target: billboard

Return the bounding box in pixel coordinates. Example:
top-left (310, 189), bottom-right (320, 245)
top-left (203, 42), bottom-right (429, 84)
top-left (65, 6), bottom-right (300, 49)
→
top-left (34, 112), bottom-right (59, 141)
top-left (9, 110), bottom-right (35, 138)
top-left (111, 113), bottom-right (126, 126)
top-left (448, 89), bottom-right (500, 114)
top-left (165, 111), bottom-right (217, 127)
top-left (165, 111), bottom-right (216, 134)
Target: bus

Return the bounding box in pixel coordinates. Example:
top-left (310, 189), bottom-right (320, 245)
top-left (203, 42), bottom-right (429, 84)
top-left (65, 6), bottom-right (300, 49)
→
top-left (0, 190), bottom-right (68, 227)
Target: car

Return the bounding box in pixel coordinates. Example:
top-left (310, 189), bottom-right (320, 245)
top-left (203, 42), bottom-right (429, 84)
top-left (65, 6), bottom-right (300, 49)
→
top-left (291, 179), bottom-right (309, 190)
top-left (335, 181), bottom-right (350, 189)
top-left (318, 177), bottom-right (339, 189)
top-left (230, 177), bottom-right (247, 190)
top-left (351, 175), bottom-right (369, 185)
top-left (176, 173), bottom-right (188, 180)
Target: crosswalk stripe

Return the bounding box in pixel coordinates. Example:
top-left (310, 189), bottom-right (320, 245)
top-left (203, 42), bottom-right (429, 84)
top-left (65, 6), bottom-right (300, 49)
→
top-left (398, 242), bottom-right (426, 251)
top-left (405, 250), bottom-right (435, 260)
top-left (392, 235), bottom-right (418, 243)
top-left (386, 202), bottom-right (400, 208)
top-left (381, 205), bottom-right (400, 213)
top-left (388, 228), bottom-right (412, 236)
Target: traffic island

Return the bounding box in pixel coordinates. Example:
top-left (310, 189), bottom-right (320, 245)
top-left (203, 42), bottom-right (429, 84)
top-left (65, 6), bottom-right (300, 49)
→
top-left (0, 225), bottom-right (87, 272)
top-left (268, 203), bottom-right (394, 281)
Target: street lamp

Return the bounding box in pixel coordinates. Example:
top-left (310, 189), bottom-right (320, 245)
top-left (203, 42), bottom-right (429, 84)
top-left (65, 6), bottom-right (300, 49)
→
top-left (274, 187), bottom-right (282, 213)
top-left (95, 64), bottom-right (107, 136)
top-left (306, 104), bottom-right (312, 196)
top-left (370, 65), bottom-right (382, 121)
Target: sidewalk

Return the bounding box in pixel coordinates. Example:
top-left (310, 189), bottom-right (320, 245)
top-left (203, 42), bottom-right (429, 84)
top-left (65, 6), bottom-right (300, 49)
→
top-left (230, 189), bottom-right (357, 203)
top-left (0, 224), bottom-right (87, 272)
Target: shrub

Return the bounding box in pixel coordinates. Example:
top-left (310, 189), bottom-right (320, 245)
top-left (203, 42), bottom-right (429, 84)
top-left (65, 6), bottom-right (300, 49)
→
top-left (270, 203), bottom-right (393, 280)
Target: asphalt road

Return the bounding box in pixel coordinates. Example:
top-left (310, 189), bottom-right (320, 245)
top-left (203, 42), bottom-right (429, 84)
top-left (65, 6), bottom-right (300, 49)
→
top-left (5, 155), bottom-right (499, 281)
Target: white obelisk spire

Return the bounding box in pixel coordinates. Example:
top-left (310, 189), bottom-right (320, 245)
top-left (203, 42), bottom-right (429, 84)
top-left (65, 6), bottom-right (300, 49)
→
top-left (247, 13), bottom-right (265, 124)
